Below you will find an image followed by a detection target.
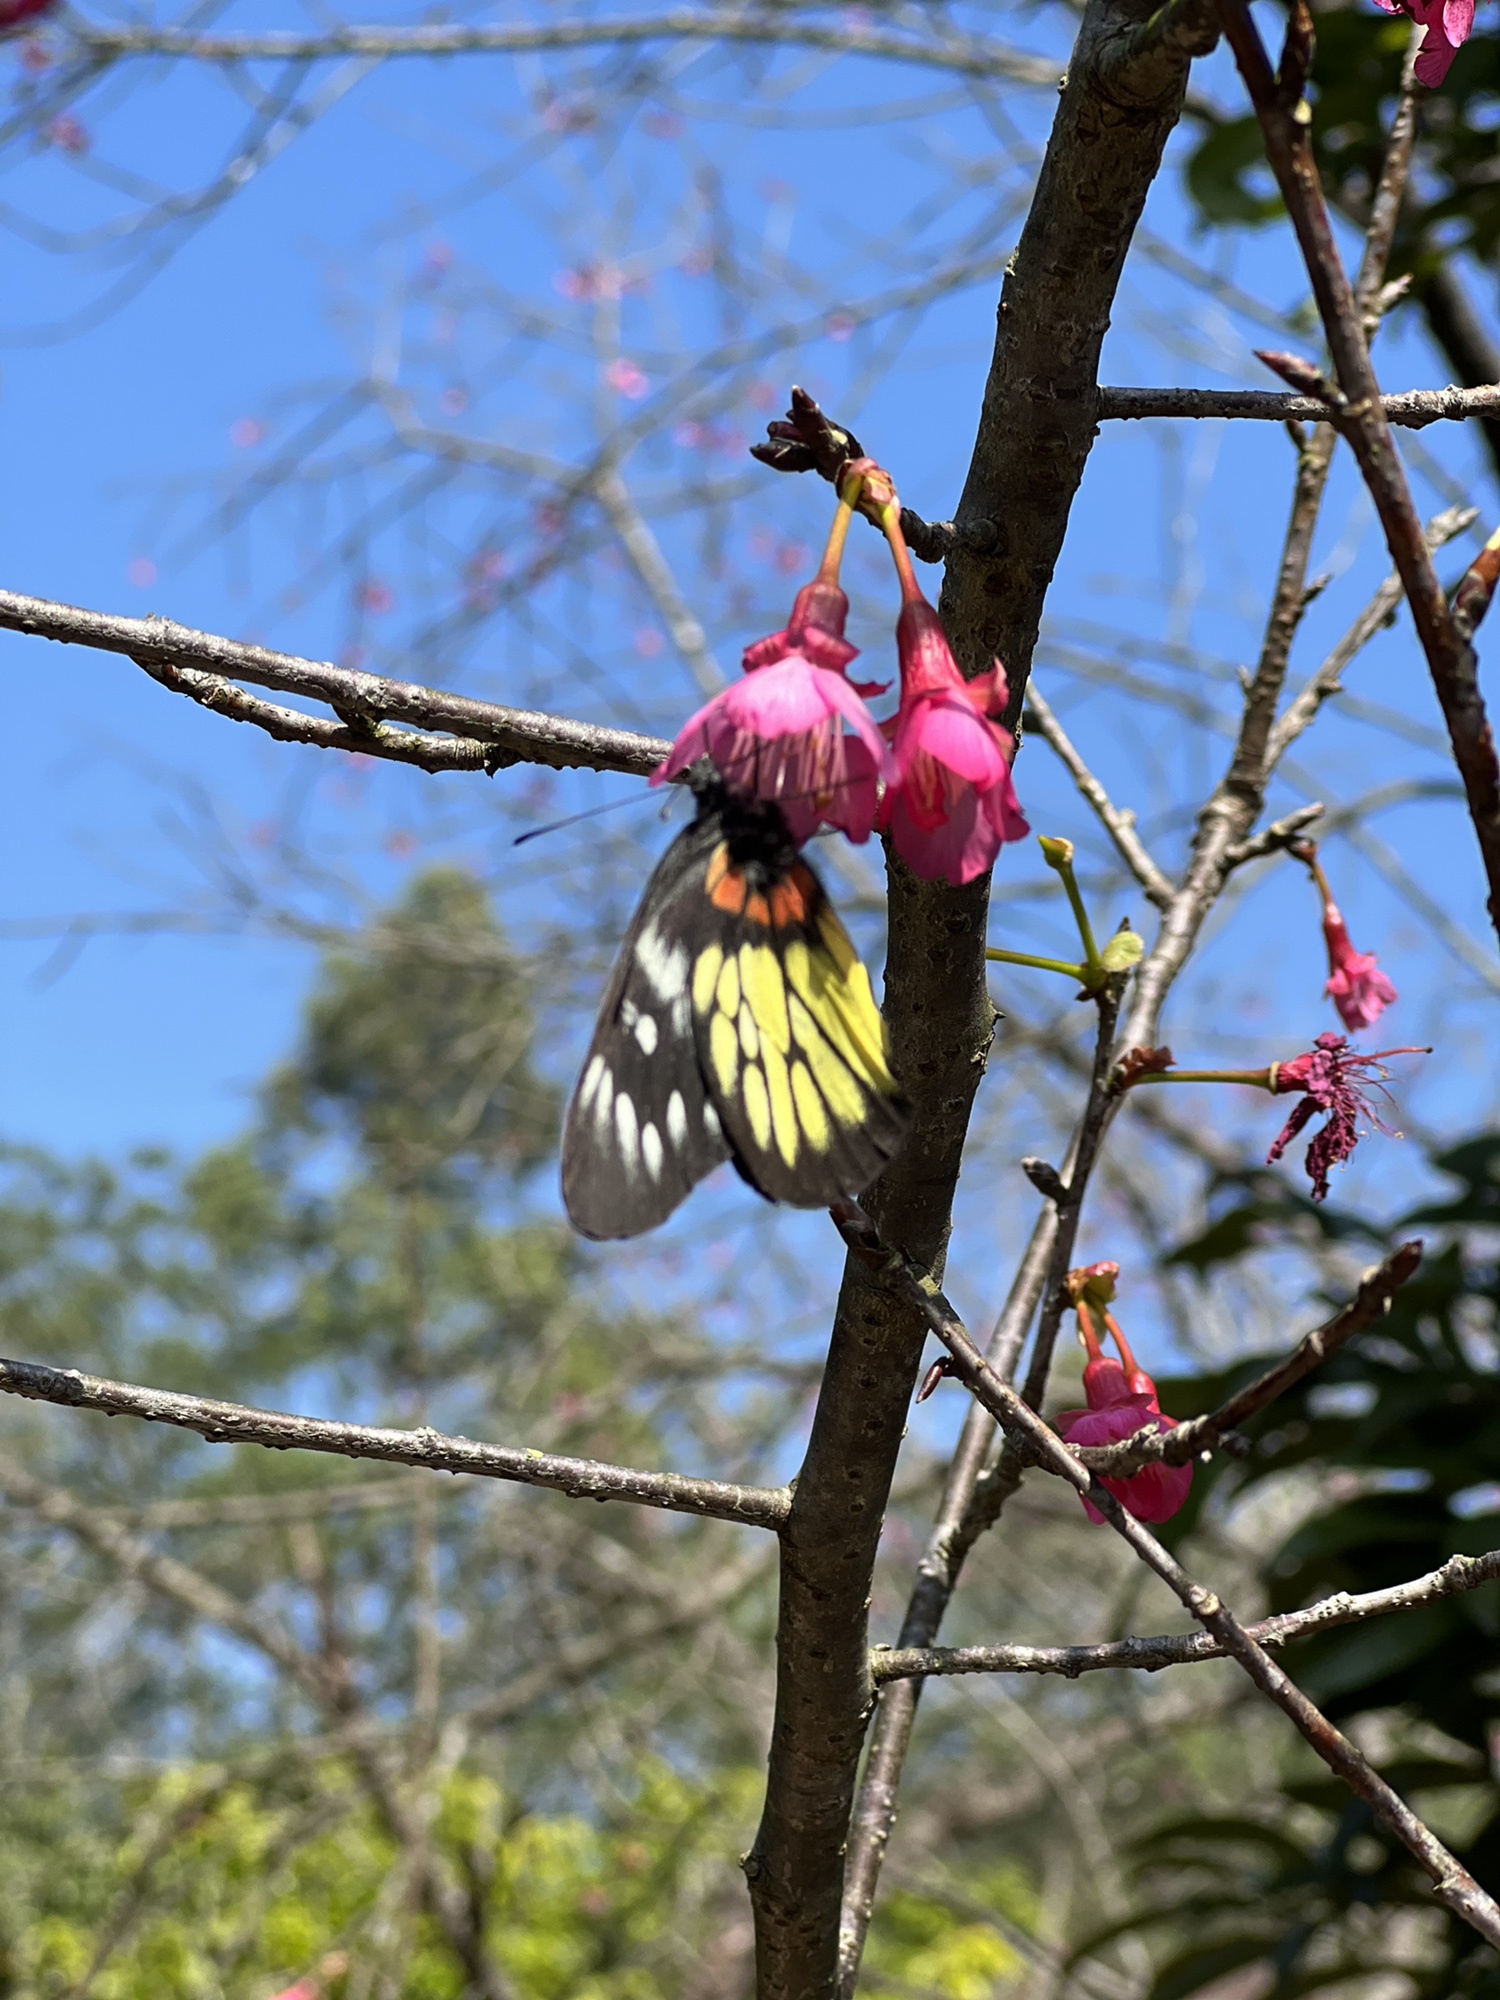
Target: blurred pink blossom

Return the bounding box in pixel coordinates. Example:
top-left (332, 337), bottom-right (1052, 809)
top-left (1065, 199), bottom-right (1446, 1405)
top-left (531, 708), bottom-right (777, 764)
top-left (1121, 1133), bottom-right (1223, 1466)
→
top-left (826, 310), bottom-right (856, 341)
top-left (229, 417), bottom-right (265, 449)
top-left (0, 0), bottom-right (56, 33)
top-left (127, 557), bottom-right (157, 588)
top-left (359, 579), bottom-right (396, 615)
top-left (604, 358), bottom-right (649, 399)
top-left (47, 113), bottom-right (88, 153)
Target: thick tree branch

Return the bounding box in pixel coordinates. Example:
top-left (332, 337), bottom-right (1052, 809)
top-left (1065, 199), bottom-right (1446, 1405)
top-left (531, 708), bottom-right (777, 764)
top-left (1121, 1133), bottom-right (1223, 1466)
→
top-left (874, 1547), bottom-right (1500, 1682)
top-left (813, 2), bottom-right (1221, 1988)
top-left (0, 588), bottom-right (670, 777)
top-left (0, 1357), bottom-right (789, 1530)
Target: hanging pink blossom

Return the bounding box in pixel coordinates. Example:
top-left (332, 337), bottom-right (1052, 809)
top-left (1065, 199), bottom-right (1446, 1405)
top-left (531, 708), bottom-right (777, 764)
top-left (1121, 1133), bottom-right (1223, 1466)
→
top-left (878, 599), bottom-right (1029, 885)
top-left (1055, 1292), bottom-right (1192, 1525)
top-left (1372, 0), bottom-right (1475, 85)
top-left (654, 578), bottom-right (891, 842)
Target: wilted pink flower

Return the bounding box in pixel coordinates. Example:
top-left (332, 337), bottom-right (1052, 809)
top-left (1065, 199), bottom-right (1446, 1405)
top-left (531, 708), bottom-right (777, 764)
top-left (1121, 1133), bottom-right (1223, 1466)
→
top-left (1372, 0), bottom-right (1474, 85)
top-left (1055, 1294), bottom-right (1192, 1525)
top-left (878, 599), bottom-right (1028, 884)
top-left (0, 0), bottom-right (55, 33)
top-left (1268, 1032), bottom-right (1424, 1201)
top-left (1295, 841), bottom-right (1397, 1032)
top-left (654, 576), bottom-right (890, 842)
top-left (1323, 905), bottom-right (1398, 1032)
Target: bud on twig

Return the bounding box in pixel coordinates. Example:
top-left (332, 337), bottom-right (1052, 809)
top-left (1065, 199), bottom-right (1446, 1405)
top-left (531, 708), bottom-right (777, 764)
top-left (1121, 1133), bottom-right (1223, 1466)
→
top-left (1021, 1157), bottom-right (1068, 1205)
top-left (1255, 349), bottom-right (1344, 410)
top-left (1453, 524), bottom-right (1500, 641)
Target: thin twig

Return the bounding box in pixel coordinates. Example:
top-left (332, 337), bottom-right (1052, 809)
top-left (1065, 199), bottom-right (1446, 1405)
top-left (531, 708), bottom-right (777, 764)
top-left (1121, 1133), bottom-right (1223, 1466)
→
top-left (73, 12), bottom-right (1060, 84)
top-left (1267, 505), bottom-right (1480, 767)
top-left (1022, 686), bottom-right (1175, 909)
top-left (873, 1547), bottom-right (1500, 1682)
top-left (830, 1207), bottom-right (1500, 1951)
top-left (0, 588), bottom-right (670, 776)
top-left (0, 1356), bottom-right (790, 1530)
top-left (1074, 1241), bottom-right (1421, 1477)
top-left (1217, 0), bottom-right (1500, 946)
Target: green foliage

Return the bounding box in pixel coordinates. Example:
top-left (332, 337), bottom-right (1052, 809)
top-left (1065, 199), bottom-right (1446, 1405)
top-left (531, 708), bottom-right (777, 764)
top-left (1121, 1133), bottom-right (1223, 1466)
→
top-left (1181, 4), bottom-right (1500, 348)
top-left (265, 868), bottom-right (560, 1187)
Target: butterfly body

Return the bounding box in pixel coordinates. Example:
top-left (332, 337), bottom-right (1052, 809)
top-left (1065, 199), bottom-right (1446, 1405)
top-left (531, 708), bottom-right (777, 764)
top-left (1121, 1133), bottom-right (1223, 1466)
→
top-left (562, 771), bottom-right (910, 1239)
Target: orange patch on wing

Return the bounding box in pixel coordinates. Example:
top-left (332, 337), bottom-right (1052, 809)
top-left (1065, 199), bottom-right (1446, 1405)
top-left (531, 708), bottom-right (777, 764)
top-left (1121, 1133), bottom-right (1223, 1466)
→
top-left (743, 892), bottom-right (772, 925)
top-left (710, 857), bottom-right (748, 914)
top-left (768, 864), bottom-right (817, 930)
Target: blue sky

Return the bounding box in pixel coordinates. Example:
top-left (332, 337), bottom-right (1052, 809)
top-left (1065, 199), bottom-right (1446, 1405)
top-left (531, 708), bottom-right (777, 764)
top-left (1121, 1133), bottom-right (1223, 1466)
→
top-left (3, 8), bottom-right (1498, 1389)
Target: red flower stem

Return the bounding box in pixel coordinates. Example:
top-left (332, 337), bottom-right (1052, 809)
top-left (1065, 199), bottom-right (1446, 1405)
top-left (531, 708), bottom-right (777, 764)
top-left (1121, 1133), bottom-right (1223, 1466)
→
top-left (985, 945), bottom-right (1090, 982)
top-left (1127, 1067), bottom-right (1277, 1092)
top-left (877, 499), bottom-right (923, 606)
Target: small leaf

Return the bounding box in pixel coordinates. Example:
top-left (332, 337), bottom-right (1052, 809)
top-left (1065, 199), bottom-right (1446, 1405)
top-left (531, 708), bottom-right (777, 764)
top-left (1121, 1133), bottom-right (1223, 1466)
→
top-left (1099, 926), bottom-right (1144, 972)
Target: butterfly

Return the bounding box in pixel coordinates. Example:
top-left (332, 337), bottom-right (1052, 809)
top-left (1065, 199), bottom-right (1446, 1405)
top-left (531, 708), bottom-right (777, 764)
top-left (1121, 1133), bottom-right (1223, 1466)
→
top-left (561, 765), bottom-right (911, 1239)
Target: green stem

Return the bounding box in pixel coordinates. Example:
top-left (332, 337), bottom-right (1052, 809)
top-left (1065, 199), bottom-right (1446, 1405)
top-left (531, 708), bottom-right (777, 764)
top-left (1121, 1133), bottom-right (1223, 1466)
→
top-left (1059, 868), bottom-right (1103, 979)
top-left (821, 486), bottom-right (859, 586)
top-left (985, 945), bottom-right (1091, 982)
top-left (1131, 1067), bottom-right (1277, 1092)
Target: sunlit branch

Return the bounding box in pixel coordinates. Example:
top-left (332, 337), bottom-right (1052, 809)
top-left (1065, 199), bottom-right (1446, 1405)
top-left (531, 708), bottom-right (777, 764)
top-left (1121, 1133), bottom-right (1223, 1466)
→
top-left (1097, 383), bottom-right (1500, 427)
top-left (873, 1547), bottom-right (1500, 1682)
top-left (0, 1356), bottom-right (791, 1530)
top-left (72, 11), bottom-right (1060, 87)
top-left (0, 587), bottom-right (671, 776)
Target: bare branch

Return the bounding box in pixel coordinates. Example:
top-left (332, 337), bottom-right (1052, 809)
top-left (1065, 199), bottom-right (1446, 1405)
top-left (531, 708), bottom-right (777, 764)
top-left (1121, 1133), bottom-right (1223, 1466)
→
top-left (1096, 383), bottom-right (1500, 427)
top-left (0, 1356), bottom-right (791, 1530)
top-left (1217, 0), bottom-right (1500, 948)
top-left (0, 587), bottom-right (670, 777)
top-left (1022, 686), bottom-right (1175, 910)
top-left (1267, 506), bottom-right (1481, 767)
top-left (73, 11), bottom-right (1060, 86)
top-left (874, 1547), bottom-right (1500, 1683)
top-left (830, 1205), bottom-right (1500, 1952)
top-left (1223, 801), bottom-right (1326, 869)
top-left (1075, 1241), bottom-right (1422, 1477)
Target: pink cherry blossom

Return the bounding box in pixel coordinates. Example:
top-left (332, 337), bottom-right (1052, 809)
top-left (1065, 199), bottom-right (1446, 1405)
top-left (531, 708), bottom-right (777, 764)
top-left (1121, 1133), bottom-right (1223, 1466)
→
top-left (653, 577), bottom-right (892, 842)
top-left (1054, 1304), bottom-right (1192, 1525)
top-left (878, 599), bottom-right (1029, 885)
top-left (1372, 0), bottom-right (1475, 85)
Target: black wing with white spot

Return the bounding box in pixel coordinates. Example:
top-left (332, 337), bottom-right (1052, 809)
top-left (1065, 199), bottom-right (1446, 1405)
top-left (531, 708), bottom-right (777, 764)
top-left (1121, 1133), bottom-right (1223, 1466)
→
top-left (561, 814), bottom-right (732, 1240)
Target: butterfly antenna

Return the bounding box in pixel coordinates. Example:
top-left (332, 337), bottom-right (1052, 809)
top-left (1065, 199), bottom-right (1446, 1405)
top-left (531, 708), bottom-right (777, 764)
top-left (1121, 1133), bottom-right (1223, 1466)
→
top-left (513, 786), bottom-right (661, 847)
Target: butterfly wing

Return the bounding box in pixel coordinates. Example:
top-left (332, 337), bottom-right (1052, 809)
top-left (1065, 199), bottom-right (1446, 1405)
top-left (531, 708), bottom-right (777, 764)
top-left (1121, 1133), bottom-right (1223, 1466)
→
top-left (688, 843), bottom-right (910, 1206)
top-left (561, 817), bottom-right (732, 1241)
